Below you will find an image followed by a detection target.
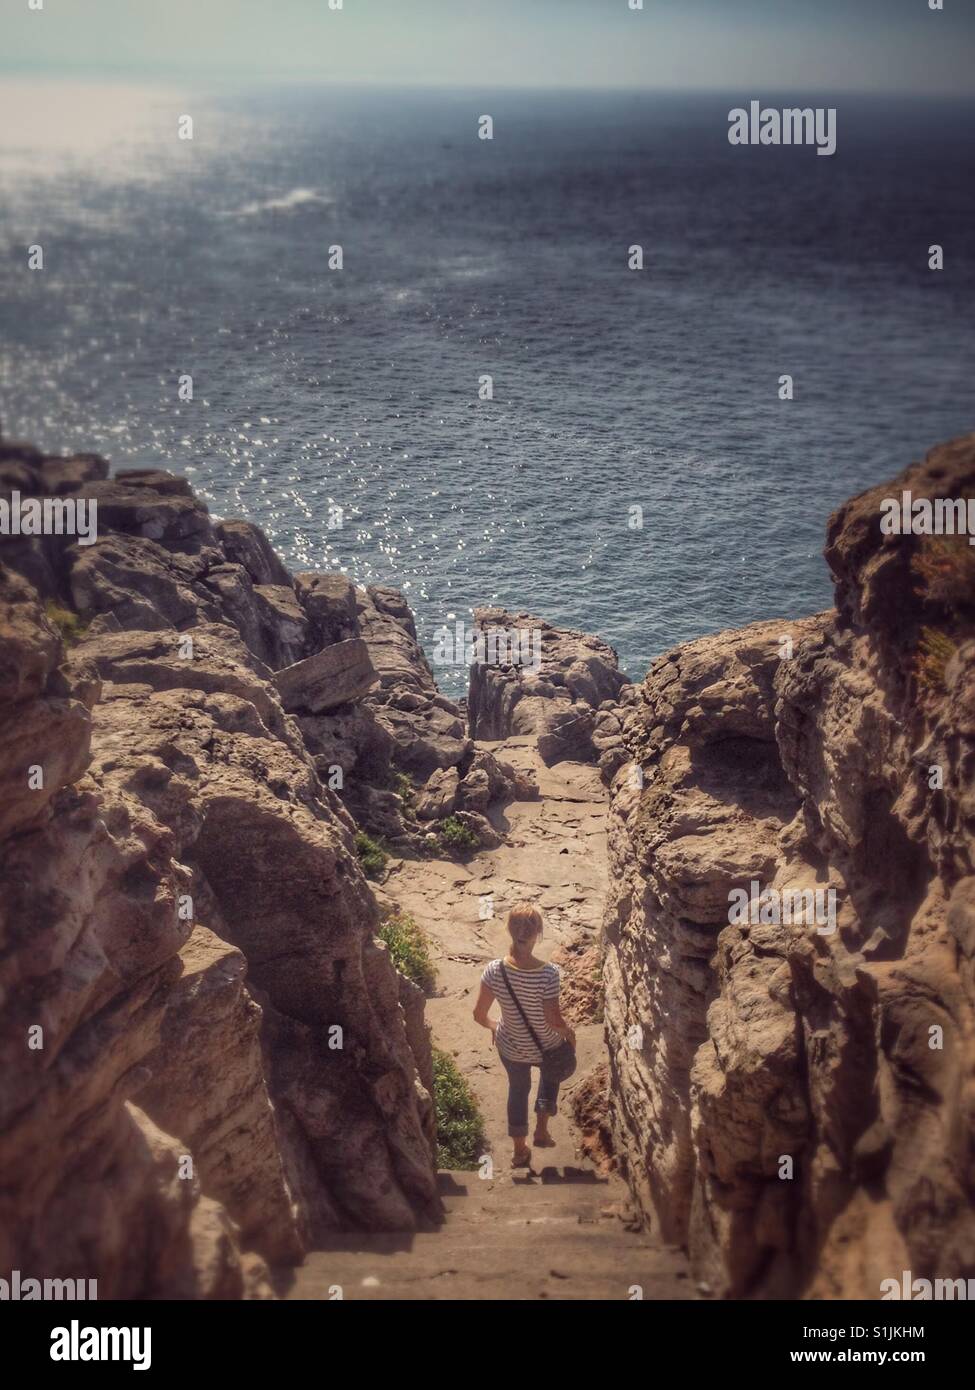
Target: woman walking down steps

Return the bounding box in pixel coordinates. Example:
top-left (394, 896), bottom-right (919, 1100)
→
top-left (474, 902), bottom-right (578, 1168)
top-left (288, 736), bottom-right (692, 1300)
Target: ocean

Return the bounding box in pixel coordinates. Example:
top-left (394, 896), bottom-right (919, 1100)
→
top-left (1, 82), bottom-right (973, 694)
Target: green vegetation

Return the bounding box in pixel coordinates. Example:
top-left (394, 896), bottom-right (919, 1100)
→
top-left (912, 533), bottom-right (975, 608)
top-left (44, 600), bottom-right (86, 647)
top-left (437, 815), bottom-right (478, 853)
top-left (432, 1047), bottom-right (486, 1171)
top-left (393, 771), bottom-right (415, 804)
top-left (909, 536), bottom-right (972, 697)
top-left (916, 626), bottom-right (958, 694)
top-left (378, 911), bottom-right (436, 992)
top-left (354, 830), bottom-right (388, 879)
top-left (374, 766), bottom-right (416, 801)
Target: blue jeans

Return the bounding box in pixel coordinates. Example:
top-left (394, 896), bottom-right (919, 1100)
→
top-left (500, 1052), bottom-right (561, 1138)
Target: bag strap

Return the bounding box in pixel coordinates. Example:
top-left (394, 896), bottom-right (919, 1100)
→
top-left (498, 960), bottom-right (545, 1054)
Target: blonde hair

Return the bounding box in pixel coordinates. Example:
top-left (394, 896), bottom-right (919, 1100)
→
top-left (507, 901), bottom-right (543, 947)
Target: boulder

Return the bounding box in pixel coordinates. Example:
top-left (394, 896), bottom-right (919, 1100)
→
top-left (455, 748), bottom-right (517, 813)
top-left (451, 810), bottom-right (501, 849)
top-left (415, 767), bottom-right (459, 820)
top-left (273, 637), bottom-right (377, 713)
top-left (537, 705), bottom-right (597, 766)
top-left (294, 572), bottom-right (359, 646)
top-left (217, 519), bottom-right (292, 588)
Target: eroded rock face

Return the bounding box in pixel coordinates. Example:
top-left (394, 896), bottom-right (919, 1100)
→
top-left (0, 451), bottom-right (444, 1298)
top-left (603, 434), bottom-right (975, 1298)
top-left (0, 579), bottom-right (270, 1297)
top-left (467, 606), bottom-right (633, 771)
top-left (286, 585), bottom-right (524, 843)
top-left (0, 570), bottom-right (92, 840)
top-left (358, 587), bottom-right (470, 778)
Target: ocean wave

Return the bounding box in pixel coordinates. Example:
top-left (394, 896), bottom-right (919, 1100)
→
top-left (225, 187), bottom-right (334, 218)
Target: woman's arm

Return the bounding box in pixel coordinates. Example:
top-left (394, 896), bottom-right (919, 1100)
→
top-left (543, 997), bottom-right (576, 1046)
top-left (473, 982), bottom-right (498, 1042)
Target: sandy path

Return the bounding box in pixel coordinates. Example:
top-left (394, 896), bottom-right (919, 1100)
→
top-left (288, 737), bottom-right (692, 1300)
top-left (384, 736), bottom-right (610, 1170)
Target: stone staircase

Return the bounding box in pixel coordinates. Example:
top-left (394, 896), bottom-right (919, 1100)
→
top-left (286, 1168), bottom-right (692, 1301)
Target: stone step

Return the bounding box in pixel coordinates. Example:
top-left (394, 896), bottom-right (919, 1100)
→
top-left (439, 1168), bottom-right (623, 1200)
top-left (288, 1227), bottom-right (692, 1301)
top-left (285, 1169), bottom-right (692, 1302)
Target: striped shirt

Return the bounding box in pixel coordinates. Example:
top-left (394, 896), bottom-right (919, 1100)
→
top-left (481, 958), bottom-right (562, 1064)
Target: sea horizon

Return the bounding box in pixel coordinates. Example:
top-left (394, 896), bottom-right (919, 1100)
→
top-left (2, 80), bottom-right (973, 691)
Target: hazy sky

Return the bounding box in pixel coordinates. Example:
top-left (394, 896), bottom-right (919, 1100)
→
top-left (2, 0), bottom-right (973, 93)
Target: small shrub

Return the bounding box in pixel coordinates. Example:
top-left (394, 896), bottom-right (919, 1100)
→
top-left (432, 1047), bottom-right (486, 1171)
top-left (393, 771), bottom-right (415, 804)
top-left (437, 815), bottom-right (478, 853)
top-left (912, 534), bottom-right (975, 609)
top-left (915, 626), bottom-right (958, 694)
top-left (355, 830), bottom-right (388, 879)
top-left (44, 600), bottom-right (86, 647)
top-left (378, 911), bottom-right (436, 992)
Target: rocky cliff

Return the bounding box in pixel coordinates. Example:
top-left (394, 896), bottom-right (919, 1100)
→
top-left (0, 443), bottom-right (467, 1296)
top-left (5, 429), bottom-right (974, 1301)
top-left (600, 434), bottom-right (975, 1297)
top-left (468, 605), bottom-right (634, 775)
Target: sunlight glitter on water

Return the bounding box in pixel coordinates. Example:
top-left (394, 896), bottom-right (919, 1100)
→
top-left (0, 79), bottom-right (193, 186)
